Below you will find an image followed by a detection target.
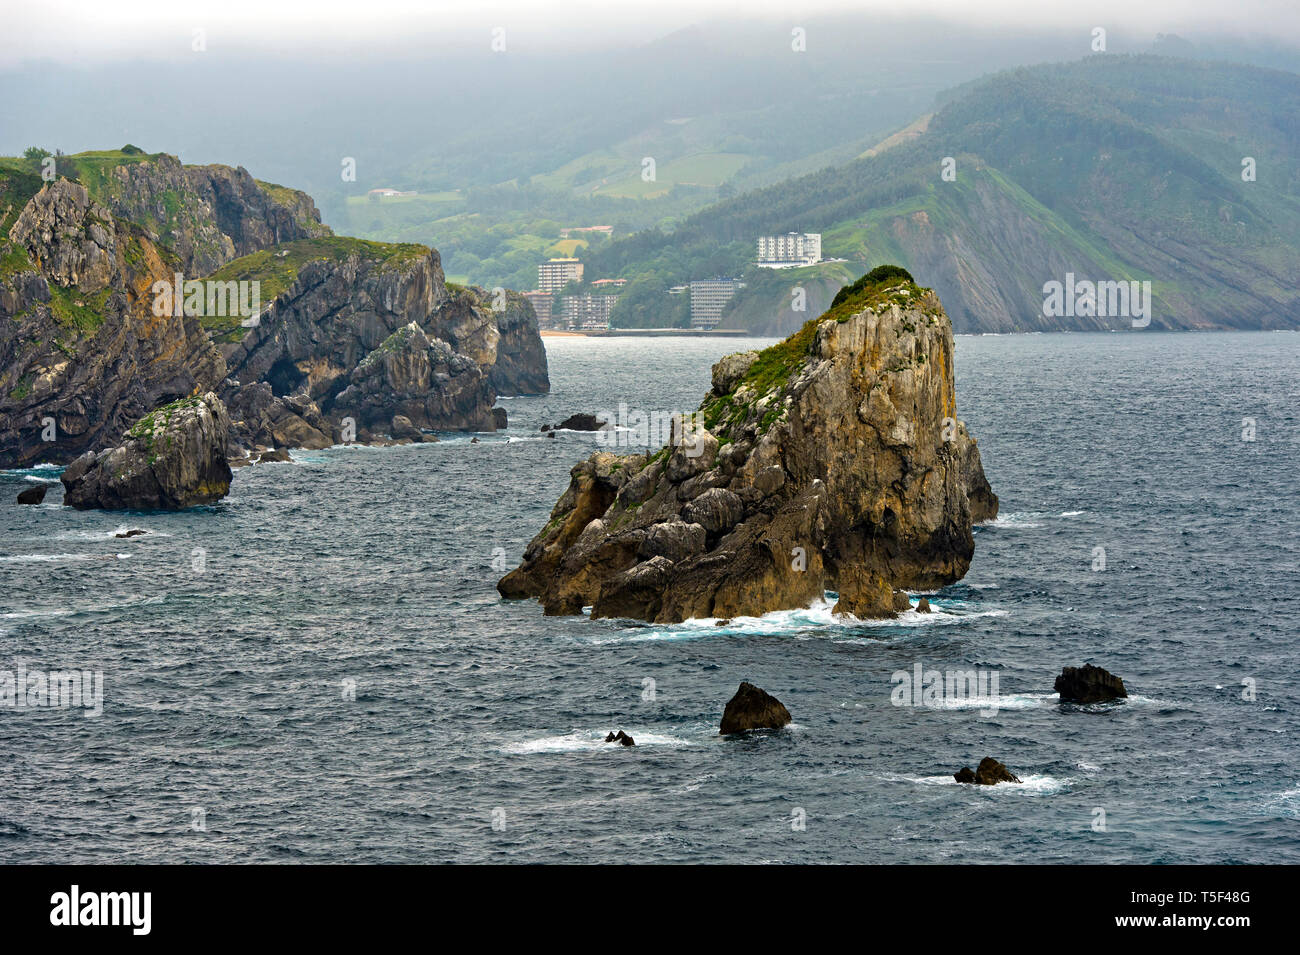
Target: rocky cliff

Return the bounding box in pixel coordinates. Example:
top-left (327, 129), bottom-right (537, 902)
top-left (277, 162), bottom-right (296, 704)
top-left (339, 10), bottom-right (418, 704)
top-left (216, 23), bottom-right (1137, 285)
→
top-left (76, 149), bottom-right (330, 276)
top-left (1, 177), bottom-right (226, 469)
top-left (213, 240), bottom-right (533, 443)
top-left (498, 270), bottom-right (996, 622)
top-left (61, 392), bottom-right (232, 510)
top-left (1, 148), bottom-right (549, 469)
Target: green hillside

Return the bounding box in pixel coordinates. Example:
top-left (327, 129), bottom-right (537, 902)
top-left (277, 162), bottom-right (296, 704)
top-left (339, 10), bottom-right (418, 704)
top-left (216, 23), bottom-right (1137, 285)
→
top-left (583, 55), bottom-right (1300, 332)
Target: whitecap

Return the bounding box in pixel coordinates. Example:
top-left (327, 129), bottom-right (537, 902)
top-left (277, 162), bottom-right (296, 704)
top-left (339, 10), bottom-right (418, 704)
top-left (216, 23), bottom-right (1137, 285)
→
top-left (887, 772), bottom-right (1065, 794)
top-left (980, 512), bottom-right (1044, 529)
top-left (587, 594), bottom-right (1005, 644)
top-left (1059, 510), bottom-right (1085, 517)
top-left (500, 728), bottom-right (693, 754)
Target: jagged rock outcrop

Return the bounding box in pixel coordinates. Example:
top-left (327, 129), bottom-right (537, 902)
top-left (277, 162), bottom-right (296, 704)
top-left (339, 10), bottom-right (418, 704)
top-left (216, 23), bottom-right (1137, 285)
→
top-left (1055, 664), bottom-right (1128, 704)
top-left (604, 731), bottom-right (635, 746)
top-left (96, 153), bottom-right (330, 276)
top-left (332, 323), bottom-right (495, 433)
top-left (499, 273), bottom-right (996, 623)
top-left (61, 392), bottom-right (232, 510)
top-left (222, 380), bottom-right (334, 450)
top-left (488, 291), bottom-right (550, 395)
top-left (2, 151), bottom-right (546, 468)
top-left (219, 246), bottom-right (505, 438)
top-left (428, 285), bottom-right (550, 396)
top-left (16, 484), bottom-right (46, 505)
top-left (719, 682), bottom-right (792, 734)
top-left (954, 757), bottom-right (1021, 785)
top-left (1, 179), bottom-right (227, 469)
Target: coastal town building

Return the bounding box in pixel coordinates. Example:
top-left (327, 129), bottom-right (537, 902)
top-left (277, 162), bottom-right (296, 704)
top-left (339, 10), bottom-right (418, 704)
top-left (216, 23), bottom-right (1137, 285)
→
top-left (538, 258), bottom-right (585, 293)
top-left (689, 279), bottom-right (744, 330)
top-left (522, 290), bottom-right (554, 328)
top-left (756, 232), bottom-right (822, 268)
top-left (560, 293), bottom-right (618, 330)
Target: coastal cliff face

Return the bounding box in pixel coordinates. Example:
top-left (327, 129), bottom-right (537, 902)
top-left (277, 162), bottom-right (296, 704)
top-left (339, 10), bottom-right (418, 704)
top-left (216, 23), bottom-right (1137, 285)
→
top-left (499, 274), bottom-right (997, 622)
top-left (1, 149), bottom-right (549, 472)
top-left (215, 243), bottom-right (541, 441)
top-left (0, 178), bottom-right (226, 469)
top-left (86, 152), bottom-right (330, 276)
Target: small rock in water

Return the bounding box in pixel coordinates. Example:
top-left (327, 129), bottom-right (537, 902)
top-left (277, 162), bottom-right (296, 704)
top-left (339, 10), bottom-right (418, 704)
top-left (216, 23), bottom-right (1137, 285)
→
top-left (539, 424), bottom-right (551, 432)
top-left (553, 413), bottom-right (606, 432)
top-left (720, 681), bottom-right (791, 734)
top-left (915, 597), bottom-right (932, 613)
top-left (1054, 663), bottom-right (1127, 703)
top-left (17, 485), bottom-right (47, 505)
top-left (257, 448), bottom-right (291, 463)
top-left (470, 437), bottom-right (480, 444)
top-left (115, 528), bottom-right (147, 538)
top-left (604, 730), bottom-right (635, 746)
top-left (954, 757), bottom-right (1021, 785)
top-left (715, 618), bottom-right (732, 627)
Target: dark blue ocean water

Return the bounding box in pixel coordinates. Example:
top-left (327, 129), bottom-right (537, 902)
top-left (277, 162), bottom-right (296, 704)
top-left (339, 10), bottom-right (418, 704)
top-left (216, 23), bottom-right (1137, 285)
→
top-left (2, 331), bottom-right (1298, 863)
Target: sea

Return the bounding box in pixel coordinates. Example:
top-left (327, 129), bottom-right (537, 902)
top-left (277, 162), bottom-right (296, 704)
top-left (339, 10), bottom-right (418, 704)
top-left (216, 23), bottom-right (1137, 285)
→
top-left (2, 330), bottom-right (1298, 863)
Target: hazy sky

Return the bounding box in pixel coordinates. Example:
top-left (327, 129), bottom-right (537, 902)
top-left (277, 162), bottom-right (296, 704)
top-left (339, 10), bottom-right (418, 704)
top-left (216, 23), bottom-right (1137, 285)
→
top-left (5, 0), bottom-right (1300, 67)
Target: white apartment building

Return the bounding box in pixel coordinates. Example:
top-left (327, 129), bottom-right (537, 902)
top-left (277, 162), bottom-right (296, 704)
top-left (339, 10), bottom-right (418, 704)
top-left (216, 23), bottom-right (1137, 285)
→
top-left (689, 279), bottom-right (744, 330)
top-left (756, 232), bottom-right (822, 268)
top-left (538, 258), bottom-right (585, 293)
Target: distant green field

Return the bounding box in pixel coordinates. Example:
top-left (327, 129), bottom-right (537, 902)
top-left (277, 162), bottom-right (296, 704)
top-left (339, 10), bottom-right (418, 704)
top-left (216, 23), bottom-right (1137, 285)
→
top-left (592, 152), bottom-right (751, 198)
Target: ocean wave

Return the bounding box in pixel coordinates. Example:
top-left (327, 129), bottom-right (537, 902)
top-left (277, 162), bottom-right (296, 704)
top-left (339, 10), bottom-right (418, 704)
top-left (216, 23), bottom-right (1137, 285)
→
top-left (980, 512), bottom-right (1044, 529)
top-left (500, 728), bottom-right (693, 754)
top-left (927, 692), bottom-right (1056, 712)
top-left (886, 772), bottom-right (1066, 794)
top-left (584, 595), bottom-right (1005, 644)
top-left (0, 552), bottom-right (131, 563)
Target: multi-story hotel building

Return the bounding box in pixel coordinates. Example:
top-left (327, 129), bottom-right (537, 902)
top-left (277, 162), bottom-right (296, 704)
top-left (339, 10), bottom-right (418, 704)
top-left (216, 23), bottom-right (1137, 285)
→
top-left (756, 232), bottom-right (822, 268)
top-left (689, 279), bottom-right (744, 330)
top-left (538, 258), bottom-right (585, 293)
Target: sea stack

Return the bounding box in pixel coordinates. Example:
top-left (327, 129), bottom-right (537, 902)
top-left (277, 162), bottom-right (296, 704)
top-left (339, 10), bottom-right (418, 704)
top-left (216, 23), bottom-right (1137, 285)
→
top-left (1055, 664), bottom-right (1128, 703)
top-left (719, 682), bottom-right (792, 735)
top-left (61, 392), bottom-right (233, 510)
top-left (498, 267), bottom-right (997, 622)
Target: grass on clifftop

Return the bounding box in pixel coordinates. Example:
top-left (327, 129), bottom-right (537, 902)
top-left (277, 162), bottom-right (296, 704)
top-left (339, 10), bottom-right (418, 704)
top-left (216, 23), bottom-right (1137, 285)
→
top-left (203, 237), bottom-right (429, 338)
top-left (699, 267), bottom-right (936, 439)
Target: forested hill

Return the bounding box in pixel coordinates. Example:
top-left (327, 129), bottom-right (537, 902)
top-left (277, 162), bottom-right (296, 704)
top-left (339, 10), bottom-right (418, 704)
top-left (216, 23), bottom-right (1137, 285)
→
top-left (585, 55), bottom-right (1300, 332)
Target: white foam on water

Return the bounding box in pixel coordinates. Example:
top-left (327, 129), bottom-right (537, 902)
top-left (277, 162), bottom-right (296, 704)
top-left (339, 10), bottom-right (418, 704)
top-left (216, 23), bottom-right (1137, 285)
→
top-left (1262, 785), bottom-right (1300, 818)
top-left (588, 594), bottom-right (1005, 644)
top-left (981, 512), bottom-right (1044, 529)
top-left (1059, 510), bottom-right (1086, 517)
top-left (887, 772), bottom-right (1065, 795)
top-left (500, 728), bottom-right (693, 754)
top-left (0, 553), bottom-right (129, 563)
top-left (927, 692), bottom-right (1055, 712)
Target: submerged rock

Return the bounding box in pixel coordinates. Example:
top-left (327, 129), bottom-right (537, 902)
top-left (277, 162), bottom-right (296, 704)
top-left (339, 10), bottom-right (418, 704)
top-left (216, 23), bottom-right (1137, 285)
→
top-left (604, 731), bottom-right (635, 746)
top-left (553, 413), bottom-right (606, 432)
top-left (61, 392), bottom-right (232, 510)
top-left (916, 597), bottom-right (932, 613)
top-left (719, 682), bottom-right (792, 734)
top-left (954, 757), bottom-right (1021, 785)
top-left (499, 270), bottom-right (997, 623)
top-left (16, 485), bottom-right (46, 505)
top-left (1055, 664), bottom-right (1127, 703)
top-left (114, 528), bottom-right (147, 538)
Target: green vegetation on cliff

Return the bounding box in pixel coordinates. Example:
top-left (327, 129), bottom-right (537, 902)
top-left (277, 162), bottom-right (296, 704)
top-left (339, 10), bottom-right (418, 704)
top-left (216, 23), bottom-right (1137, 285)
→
top-left (202, 237), bottom-right (429, 338)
